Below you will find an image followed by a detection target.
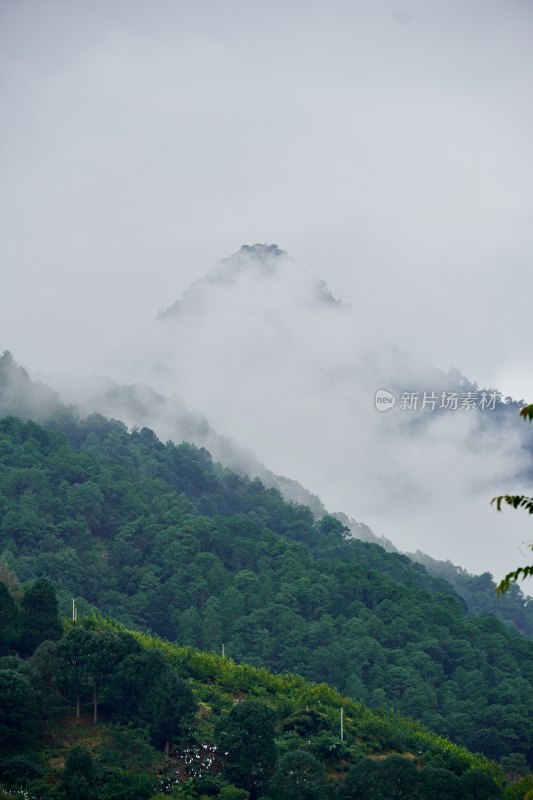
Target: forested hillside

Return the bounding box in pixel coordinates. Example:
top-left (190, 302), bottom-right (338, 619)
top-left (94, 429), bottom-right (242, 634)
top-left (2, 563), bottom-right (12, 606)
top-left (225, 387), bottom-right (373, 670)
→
top-left (3, 349), bottom-right (533, 641)
top-left (2, 413), bottom-right (533, 774)
top-left (0, 350), bottom-right (326, 516)
top-left (410, 551), bottom-right (533, 639)
top-left (1, 577), bottom-right (514, 799)
top-left (336, 518), bottom-right (533, 642)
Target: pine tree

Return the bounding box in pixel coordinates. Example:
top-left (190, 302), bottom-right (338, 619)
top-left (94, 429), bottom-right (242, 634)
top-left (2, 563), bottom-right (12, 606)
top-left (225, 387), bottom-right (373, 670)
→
top-left (19, 578), bottom-right (62, 656)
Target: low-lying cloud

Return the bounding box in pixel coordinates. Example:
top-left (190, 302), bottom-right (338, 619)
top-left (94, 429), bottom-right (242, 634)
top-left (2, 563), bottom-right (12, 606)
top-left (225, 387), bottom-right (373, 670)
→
top-left (61, 244), bottom-right (532, 583)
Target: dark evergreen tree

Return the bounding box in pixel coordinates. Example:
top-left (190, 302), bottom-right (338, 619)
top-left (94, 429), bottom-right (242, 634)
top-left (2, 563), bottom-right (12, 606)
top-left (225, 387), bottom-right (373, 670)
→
top-left (338, 759), bottom-right (387, 800)
top-left (419, 767), bottom-right (462, 800)
top-left (0, 582), bottom-right (19, 655)
top-left (269, 750), bottom-right (331, 800)
top-left (459, 768), bottom-right (501, 800)
top-left (0, 669), bottom-right (38, 754)
top-left (216, 700), bottom-right (277, 800)
top-left (107, 648), bottom-right (168, 722)
top-left (138, 668), bottom-right (196, 755)
top-left (19, 578), bottom-right (62, 656)
top-left (59, 745), bottom-right (97, 800)
top-left (57, 626), bottom-right (96, 719)
top-left (84, 629), bottom-right (137, 723)
top-left (379, 756), bottom-right (419, 799)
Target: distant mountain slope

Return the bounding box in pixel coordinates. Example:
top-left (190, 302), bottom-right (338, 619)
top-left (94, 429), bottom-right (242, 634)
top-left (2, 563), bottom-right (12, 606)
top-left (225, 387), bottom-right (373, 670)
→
top-left (408, 550), bottom-right (533, 638)
top-left (333, 512), bottom-right (399, 552)
top-left (0, 350), bottom-right (326, 517)
top-left (336, 511), bottom-right (533, 640)
top-left (0, 350), bottom-right (63, 421)
top-left (2, 411), bottom-right (533, 770)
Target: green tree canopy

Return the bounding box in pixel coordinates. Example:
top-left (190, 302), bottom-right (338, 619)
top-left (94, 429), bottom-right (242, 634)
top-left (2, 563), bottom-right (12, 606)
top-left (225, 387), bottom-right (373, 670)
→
top-left (0, 668), bottom-right (38, 754)
top-left (0, 582), bottom-right (19, 655)
top-left (138, 668), bottom-right (196, 755)
top-left (216, 700), bottom-right (277, 800)
top-left (19, 578), bottom-right (62, 656)
top-left (268, 750), bottom-right (331, 800)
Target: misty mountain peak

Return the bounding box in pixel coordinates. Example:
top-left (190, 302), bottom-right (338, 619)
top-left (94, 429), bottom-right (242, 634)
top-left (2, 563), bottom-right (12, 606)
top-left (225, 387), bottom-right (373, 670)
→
top-left (158, 244), bottom-right (342, 320)
top-left (238, 243), bottom-right (287, 260)
top-left (216, 242), bottom-right (291, 277)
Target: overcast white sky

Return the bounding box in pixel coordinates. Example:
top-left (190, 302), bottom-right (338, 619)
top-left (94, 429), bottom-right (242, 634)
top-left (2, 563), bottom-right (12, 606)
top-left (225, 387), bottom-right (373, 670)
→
top-left (2, 0), bottom-right (533, 578)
